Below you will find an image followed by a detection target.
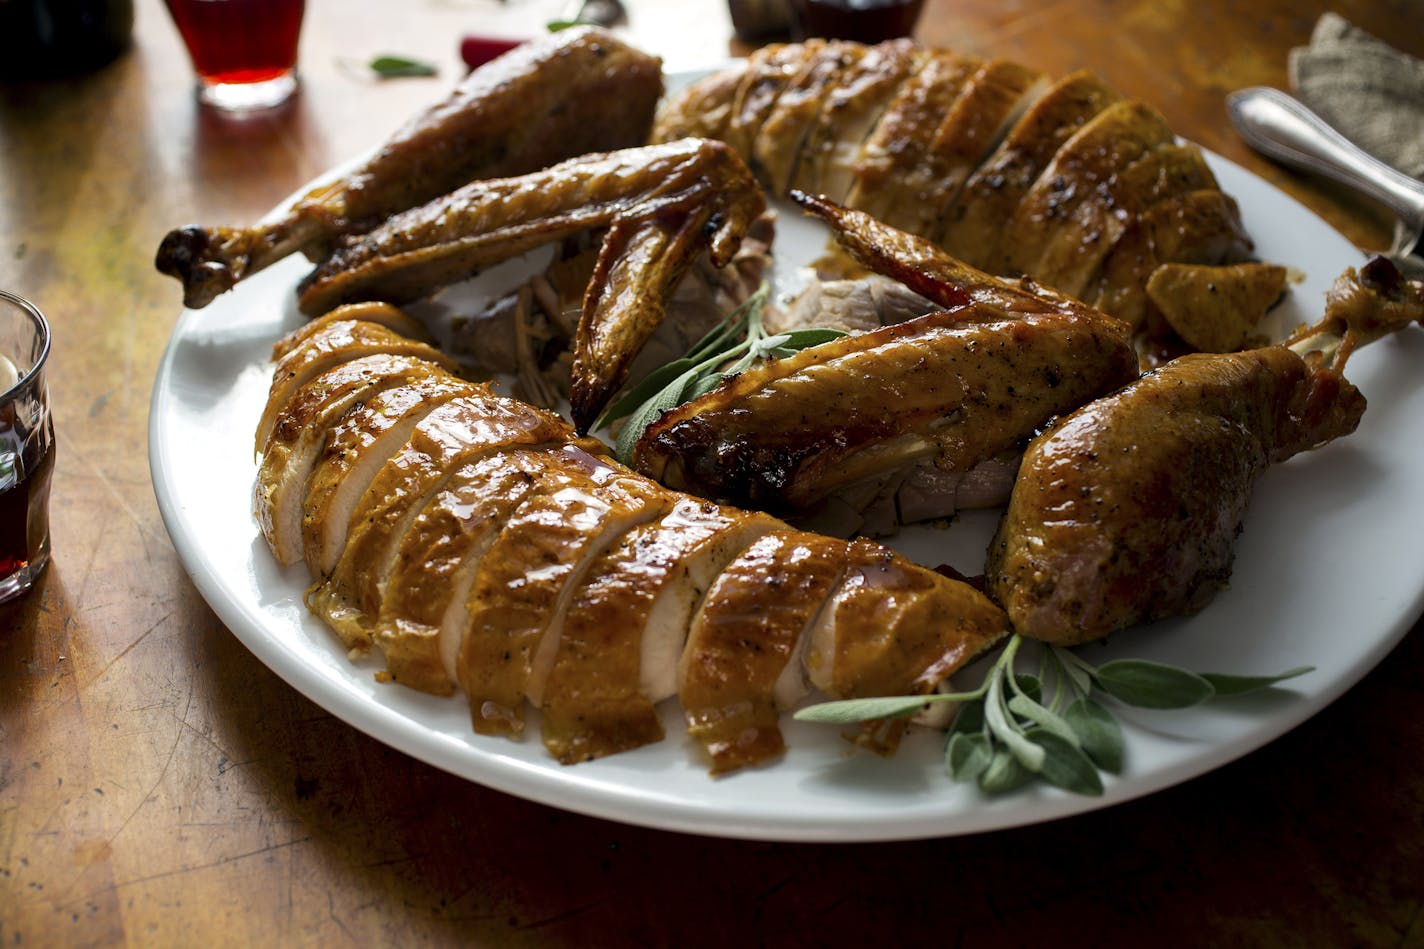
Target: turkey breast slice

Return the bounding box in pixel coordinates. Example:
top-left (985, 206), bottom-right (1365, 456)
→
top-left (678, 529), bottom-right (850, 774)
top-left (1000, 99), bottom-right (1176, 283)
top-left (539, 497), bottom-right (785, 764)
top-left (457, 446), bottom-right (673, 736)
top-left (254, 353), bottom-right (448, 566)
top-left (804, 539), bottom-right (1006, 753)
top-left (1034, 141), bottom-right (1223, 300)
top-left (255, 315), bottom-right (457, 452)
top-left (789, 38), bottom-right (919, 203)
top-left (305, 389), bottom-right (577, 648)
top-left (912, 59), bottom-right (1047, 238)
top-left (938, 69), bottom-right (1121, 273)
top-left (844, 49), bottom-right (981, 228)
top-left (269, 302), bottom-right (434, 362)
top-left (724, 41), bottom-right (827, 175)
top-left (300, 375), bottom-right (476, 585)
top-left (371, 447), bottom-right (570, 696)
top-left (754, 41), bottom-right (867, 196)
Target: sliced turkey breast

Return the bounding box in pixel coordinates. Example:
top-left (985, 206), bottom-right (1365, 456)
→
top-left (254, 314), bottom-right (457, 452)
top-left (724, 41), bottom-right (827, 175)
top-left (789, 38), bottom-right (919, 202)
top-left (753, 41), bottom-right (866, 195)
top-left (457, 446), bottom-right (673, 736)
top-left (270, 301), bottom-right (433, 362)
top-left (1083, 145), bottom-right (1231, 327)
top-left (300, 375), bottom-right (474, 585)
top-left (804, 539), bottom-right (1006, 752)
top-left (843, 50), bottom-right (981, 230)
top-left (650, 56), bottom-right (749, 145)
top-left (254, 353), bottom-right (448, 566)
top-left (1000, 99), bottom-right (1176, 282)
top-left (371, 447), bottom-right (570, 695)
top-left (938, 70), bottom-right (1122, 271)
top-left (678, 530), bottom-right (849, 773)
top-left (909, 59), bottom-right (1047, 235)
top-left (305, 390), bottom-right (577, 647)
top-left (539, 498), bottom-right (785, 763)
top-left (1033, 141), bottom-right (1224, 300)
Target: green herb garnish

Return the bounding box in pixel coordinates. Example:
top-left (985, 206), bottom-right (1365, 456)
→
top-left (594, 282), bottom-right (846, 463)
top-left (368, 55), bottom-right (438, 78)
top-left (795, 634), bottom-right (1312, 797)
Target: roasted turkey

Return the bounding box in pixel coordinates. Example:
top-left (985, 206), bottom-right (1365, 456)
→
top-left (255, 312), bottom-right (1007, 772)
top-left (988, 257), bottom-right (1424, 644)
top-left (631, 195), bottom-right (1140, 536)
top-left (295, 139), bottom-right (768, 433)
top-left (155, 27), bottom-right (664, 309)
top-left (654, 40), bottom-right (1257, 335)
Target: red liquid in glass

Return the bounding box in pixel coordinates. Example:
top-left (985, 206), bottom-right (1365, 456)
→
top-left (0, 439), bottom-right (53, 581)
top-left (790, 0), bottom-right (925, 42)
top-left (164, 0), bottom-right (304, 85)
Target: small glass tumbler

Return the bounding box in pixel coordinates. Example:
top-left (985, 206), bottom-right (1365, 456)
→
top-left (163, 0), bottom-right (306, 112)
top-left (0, 290), bottom-right (55, 604)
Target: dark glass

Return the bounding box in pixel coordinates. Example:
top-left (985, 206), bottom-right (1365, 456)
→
top-left (0, 0), bottom-right (134, 79)
top-left (163, 0), bottom-right (304, 88)
top-left (728, 0), bottom-right (794, 42)
top-left (0, 290), bottom-right (54, 604)
top-left (789, 0), bottom-right (926, 43)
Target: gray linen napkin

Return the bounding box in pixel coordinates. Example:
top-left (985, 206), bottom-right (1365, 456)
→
top-left (1288, 12), bottom-right (1424, 180)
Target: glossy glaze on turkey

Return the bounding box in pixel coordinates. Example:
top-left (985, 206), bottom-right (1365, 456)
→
top-left (987, 258), bottom-right (1424, 644)
top-left (156, 27), bottom-right (664, 309)
top-left (654, 40), bottom-right (1256, 334)
top-left (255, 313), bottom-right (1007, 772)
top-left (632, 196), bottom-right (1140, 536)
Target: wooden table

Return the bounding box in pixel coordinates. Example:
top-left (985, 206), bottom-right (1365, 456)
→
top-left (3, 0), bottom-right (1421, 944)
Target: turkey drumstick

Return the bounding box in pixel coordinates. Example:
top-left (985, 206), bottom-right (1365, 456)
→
top-left (988, 257), bottom-right (1423, 645)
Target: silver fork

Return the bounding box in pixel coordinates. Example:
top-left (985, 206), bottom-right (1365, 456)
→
top-left (1227, 86), bottom-right (1424, 279)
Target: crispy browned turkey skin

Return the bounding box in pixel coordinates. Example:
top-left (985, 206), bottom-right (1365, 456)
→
top-left (155, 27), bottom-right (664, 309)
top-left (988, 257), bottom-right (1424, 645)
top-left (296, 139), bottom-right (768, 434)
top-left (986, 349), bottom-right (1364, 644)
top-left (632, 196), bottom-right (1139, 535)
top-left (654, 40), bottom-right (1256, 334)
top-left (255, 314), bottom-right (1007, 772)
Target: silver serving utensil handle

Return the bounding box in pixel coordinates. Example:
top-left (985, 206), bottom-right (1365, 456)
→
top-left (1227, 86), bottom-right (1424, 273)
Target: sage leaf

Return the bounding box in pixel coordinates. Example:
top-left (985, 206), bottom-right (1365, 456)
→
top-left (1095, 659), bottom-right (1214, 709)
top-left (594, 356), bottom-right (697, 431)
top-left (1051, 645), bottom-right (1095, 697)
top-left (1012, 674), bottom-right (1043, 705)
top-left (1065, 698), bottom-right (1124, 773)
top-left (685, 371), bottom-right (727, 401)
top-left (1200, 665), bottom-right (1314, 697)
top-left (947, 696), bottom-right (985, 737)
top-left (979, 747), bottom-right (1032, 794)
top-left (776, 327), bottom-right (847, 348)
top-left (614, 369), bottom-right (694, 462)
top-left (368, 55), bottom-right (438, 78)
top-left (793, 695), bottom-right (933, 724)
top-left (1026, 729), bottom-right (1104, 796)
top-left (946, 732), bottom-right (993, 783)
top-left (985, 676), bottom-right (1046, 772)
top-left (1007, 694), bottom-right (1079, 747)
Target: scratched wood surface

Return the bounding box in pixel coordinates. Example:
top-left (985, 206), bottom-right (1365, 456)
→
top-left (2, 0), bottom-right (1421, 944)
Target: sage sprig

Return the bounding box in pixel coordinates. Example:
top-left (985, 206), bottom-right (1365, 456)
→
top-left (794, 634), bottom-right (1312, 797)
top-left (594, 282), bottom-right (846, 463)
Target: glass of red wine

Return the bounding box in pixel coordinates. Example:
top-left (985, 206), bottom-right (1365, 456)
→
top-left (0, 290), bottom-right (54, 605)
top-left (163, 0), bottom-right (305, 111)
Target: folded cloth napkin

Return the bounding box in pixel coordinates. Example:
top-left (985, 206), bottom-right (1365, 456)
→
top-left (1288, 12), bottom-right (1424, 180)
